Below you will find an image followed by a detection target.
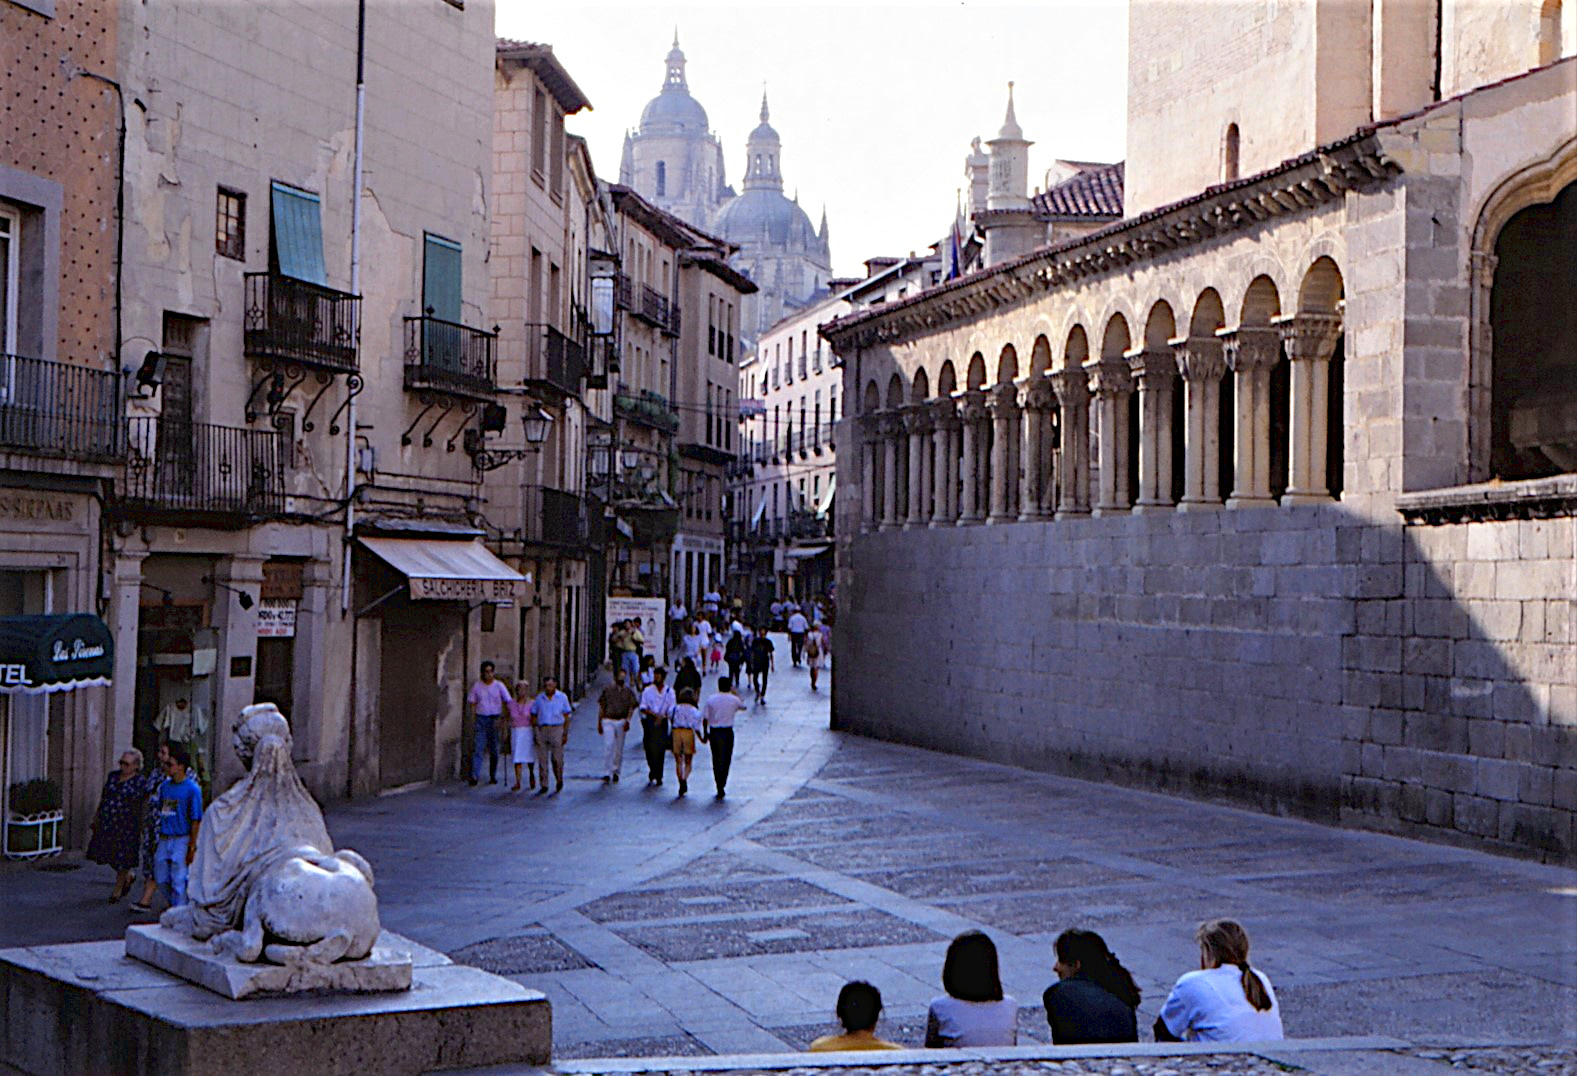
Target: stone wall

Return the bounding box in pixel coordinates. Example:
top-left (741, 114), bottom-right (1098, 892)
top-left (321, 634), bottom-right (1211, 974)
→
top-left (835, 505), bottom-right (1575, 863)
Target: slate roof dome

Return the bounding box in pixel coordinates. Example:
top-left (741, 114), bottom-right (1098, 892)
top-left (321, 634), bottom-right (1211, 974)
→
top-left (641, 37), bottom-right (710, 133)
top-left (714, 189), bottom-right (819, 247)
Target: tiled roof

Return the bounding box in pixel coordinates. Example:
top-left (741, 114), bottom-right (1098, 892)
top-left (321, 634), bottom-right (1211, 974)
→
top-left (1033, 161), bottom-right (1124, 220)
top-left (496, 39), bottom-right (592, 114)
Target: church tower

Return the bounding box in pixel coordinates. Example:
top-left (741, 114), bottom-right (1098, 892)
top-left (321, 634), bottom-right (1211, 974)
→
top-left (979, 83), bottom-right (1042, 267)
top-left (624, 33), bottom-right (729, 230)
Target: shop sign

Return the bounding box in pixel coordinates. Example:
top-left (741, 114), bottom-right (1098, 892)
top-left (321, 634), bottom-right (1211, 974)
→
top-left (0, 493), bottom-right (76, 524)
top-left (256, 599), bottom-right (297, 638)
top-left (0, 614), bottom-right (114, 694)
top-left (261, 562), bottom-right (305, 601)
top-left (408, 577), bottom-right (523, 602)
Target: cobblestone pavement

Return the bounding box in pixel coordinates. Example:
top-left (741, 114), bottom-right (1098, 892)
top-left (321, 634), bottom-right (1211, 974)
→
top-left (3, 640), bottom-right (1575, 1069)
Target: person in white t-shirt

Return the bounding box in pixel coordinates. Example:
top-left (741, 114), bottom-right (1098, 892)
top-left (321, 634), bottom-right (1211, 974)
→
top-left (926, 930), bottom-right (1018, 1048)
top-left (701, 677), bottom-right (745, 799)
top-left (786, 609), bottom-right (810, 666)
top-left (1156, 919), bottom-right (1283, 1043)
top-left (696, 617), bottom-right (715, 674)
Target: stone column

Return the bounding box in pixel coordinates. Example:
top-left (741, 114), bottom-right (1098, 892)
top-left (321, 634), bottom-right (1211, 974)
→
top-left (1220, 327), bottom-right (1281, 508)
top-left (1084, 359), bottom-right (1133, 515)
top-left (108, 550), bottom-right (147, 765)
top-left (1276, 311), bottom-right (1343, 504)
top-left (879, 413), bottom-right (902, 530)
top-left (1127, 349), bottom-right (1178, 513)
top-left (860, 418), bottom-right (879, 532)
top-left (1017, 378), bottom-right (1055, 521)
top-left (930, 398), bottom-right (958, 527)
top-left (956, 391), bottom-right (988, 525)
top-left (1049, 368), bottom-right (1089, 517)
top-left (212, 554), bottom-right (266, 788)
top-left (904, 406), bottom-right (931, 529)
top-left (1173, 335), bottom-right (1227, 510)
top-left (986, 384), bottom-right (1019, 524)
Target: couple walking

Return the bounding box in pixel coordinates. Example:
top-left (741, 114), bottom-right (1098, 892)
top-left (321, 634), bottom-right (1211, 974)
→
top-left (467, 662), bottom-right (571, 795)
top-left (617, 667), bottom-right (744, 798)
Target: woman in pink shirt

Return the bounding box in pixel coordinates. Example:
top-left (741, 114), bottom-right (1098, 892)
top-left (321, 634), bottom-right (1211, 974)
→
top-left (507, 681), bottom-right (537, 792)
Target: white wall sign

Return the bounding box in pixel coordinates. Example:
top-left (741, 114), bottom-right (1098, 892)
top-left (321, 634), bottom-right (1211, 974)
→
top-left (256, 599), bottom-right (297, 638)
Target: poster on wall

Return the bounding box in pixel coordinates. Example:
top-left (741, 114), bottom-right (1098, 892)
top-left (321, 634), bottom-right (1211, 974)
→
top-left (256, 600), bottom-right (297, 638)
top-left (605, 596), bottom-right (667, 669)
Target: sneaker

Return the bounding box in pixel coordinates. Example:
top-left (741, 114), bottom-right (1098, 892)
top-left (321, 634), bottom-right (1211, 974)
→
top-left (612, 773), bottom-right (620, 783)
top-left (678, 779), bottom-right (687, 797)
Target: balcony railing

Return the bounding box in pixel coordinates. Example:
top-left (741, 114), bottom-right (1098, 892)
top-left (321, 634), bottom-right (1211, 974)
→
top-left (243, 273), bottom-right (360, 372)
top-left (523, 324), bottom-right (585, 397)
top-left (120, 417), bottom-right (287, 518)
top-left (0, 354), bottom-right (123, 462)
top-left (614, 274), bottom-right (680, 335)
top-left (522, 485), bottom-right (590, 547)
top-left (614, 386), bottom-right (680, 432)
top-left (403, 314), bottom-right (497, 399)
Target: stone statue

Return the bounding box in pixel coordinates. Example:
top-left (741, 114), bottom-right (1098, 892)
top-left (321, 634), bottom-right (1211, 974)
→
top-left (159, 703), bottom-right (381, 966)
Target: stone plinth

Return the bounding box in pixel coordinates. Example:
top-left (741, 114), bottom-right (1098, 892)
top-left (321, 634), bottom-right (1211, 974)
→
top-left (0, 936), bottom-right (551, 1076)
top-left (125, 924), bottom-right (413, 1000)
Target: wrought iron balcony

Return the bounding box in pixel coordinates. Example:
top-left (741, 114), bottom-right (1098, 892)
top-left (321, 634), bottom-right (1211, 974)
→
top-left (614, 386), bottom-right (680, 432)
top-left (120, 417), bottom-right (287, 519)
top-left (243, 273), bottom-right (360, 373)
top-left (0, 354), bottom-right (123, 462)
top-left (403, 313), bottom-right (497, 399)
top-left (613, 273), bottom-right (680, 336)
top-left (523, 324), bottom-right (585, 397)
top-left (522, 485), bottom-right (591, 548)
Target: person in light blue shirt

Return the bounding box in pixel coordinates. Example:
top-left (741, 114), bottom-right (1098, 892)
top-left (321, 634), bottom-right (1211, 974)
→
top-left (154, 745), bottom-right (203, 909)
top-left (530, 676), bottom-right (573, 795)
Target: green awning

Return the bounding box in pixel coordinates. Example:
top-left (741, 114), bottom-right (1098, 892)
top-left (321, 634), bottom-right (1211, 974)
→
top-left (271, 182), bottom-right (328, 286)
top-left (0, 615), bottom-right (114, 694)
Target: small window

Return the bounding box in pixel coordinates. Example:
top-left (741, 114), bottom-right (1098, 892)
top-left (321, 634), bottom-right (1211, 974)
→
top-left (1223, 123), bottom-right (1241, 182)
top-left (0, 207), bottom-right (18, 355)
top-left (532, 89), bottom-right (548, 180)
top-left (656, 161), bottom-right (667, 198)
top-left (216, 188), bottom-right (246, 261)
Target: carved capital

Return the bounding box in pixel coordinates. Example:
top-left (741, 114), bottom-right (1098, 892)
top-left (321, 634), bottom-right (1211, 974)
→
top-left (1083, 358), bottom-right (1133, 400)
top-left (1048, 368), bottom-right (1088, 409)
top-left (1125, 349), bottom-right (1176, 387)
top-left (956, 389), bottom-right (990, 423)
top-left (1273, 312), bottom-right (1342, 363)
top-left (875, 412), bottom-right (906, 439)
top-left (928, 396), bottom-right (959, 429)
top-left (1219, 326), bottom-right (1281, 373)
top-left (985, 382), bottom-right (1020, 417)
top-left (1018, 376), bottom-right (1057, 413)
top-left (902, 405), bottom-right (932, 436)
top-left (1172, 336), bottom-right (1226, 383)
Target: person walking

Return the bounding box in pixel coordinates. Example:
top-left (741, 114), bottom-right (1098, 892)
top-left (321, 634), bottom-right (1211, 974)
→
top-left (786, 607), bottom-right (809, 666)
top-left (129, 742), bottom-right (170, 915)
top-left (670, 688), bottom-right (703, 797)
top-left (669, 600), bottom-right (688, 650)
top-left (639, 666), bottom-right (676, 786)
top-left (748, 626), bottom-right (776, 704)
top-left (805, 627), bottom-right (825, 692)
top-left (87, 748), bottom-right (154, 902)
top-left (701, 676), bottom-right (745, 799)
top-left (598, 668), bottom-right (639, 784)
top-left (696, 615), bottom-right (716, 674)
top-left (724, 629), bottom-right (747, 687)
top-left (507, 681), bottom-right (537, 792)
top-left (619, 619), bottom-right (643, 683)
top-left (467, 661), bottom-right (511, 786)
top-left (529, 676), bottom-right (573, 795)
top-left (152, 745), bottom-right (203, 910)
top-left (674, 656), bottom-right (703, 700)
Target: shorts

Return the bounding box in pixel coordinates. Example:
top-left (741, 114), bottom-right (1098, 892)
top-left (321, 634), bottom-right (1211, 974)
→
top-left (512, 726), bottom-right (536, 765)
top-left (671, 727), bottom-right (696, 756)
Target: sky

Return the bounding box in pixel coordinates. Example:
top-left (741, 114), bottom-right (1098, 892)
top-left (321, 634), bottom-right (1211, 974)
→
top-left (496, 1), bottom-right (1130, 279)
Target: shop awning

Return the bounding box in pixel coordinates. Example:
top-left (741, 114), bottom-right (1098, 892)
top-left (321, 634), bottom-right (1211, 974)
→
top-left (815, 476), bottom-right (837, 515)
top-left (784, 544), bottom-right (833, 560)
top-left (0, 615), bottom-right (114, 694)
top-left (360, 537), bottom-right (527, 601)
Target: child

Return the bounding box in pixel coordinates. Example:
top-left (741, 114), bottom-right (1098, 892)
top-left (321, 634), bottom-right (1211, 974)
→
top-left (670, 687), bottom-right (704, 797)
top-left (810, 981), bottom-right (903, 1052)
top-left (153, 744), bottom-right (203, 910)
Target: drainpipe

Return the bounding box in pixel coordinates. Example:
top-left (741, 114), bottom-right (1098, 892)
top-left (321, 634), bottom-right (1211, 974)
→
top-left (342, 0), bottom-right (366, 616)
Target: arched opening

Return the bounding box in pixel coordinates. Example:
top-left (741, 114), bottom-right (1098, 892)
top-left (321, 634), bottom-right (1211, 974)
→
top-left (885, 373), bottom-right (905, 410)
top-left (1490, 178), bottom-right (1577, 479)
top-left (1223, 123), bottom-right (1241, 182)
top-left (1143, 301), bottom-right (1176, 350)
top-left (996, 344), bottom-right (1019, 385)
top-left (911, 367), bottom-right (930, 404)
top-left (655, 161), bottom-right (667, 197)
top-left (937, 360), bottom-right (958, 397)
top-left (862, 380), bottom-right (880, 416)
top-left (1189, 290), bottom-right (1233, 502)
top-left (1299, 256), bottom-right (1347, 499)
top-left (1064, 325), bottom-right (1089, 368)
top-left (1539, 0), bottom-right (1565, 66)
top-left (1031, 335), bottom-right (1053, 374)
top-left (965, 352), bottom-right (987, 390)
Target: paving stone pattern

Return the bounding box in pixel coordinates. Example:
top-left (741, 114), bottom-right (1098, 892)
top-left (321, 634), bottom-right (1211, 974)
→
top-left (2, 640), bottom-right (1573, 1066)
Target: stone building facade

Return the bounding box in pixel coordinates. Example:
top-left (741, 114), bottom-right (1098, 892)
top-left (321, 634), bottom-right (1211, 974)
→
top-left (825, 2), bottom-right (1577, 863)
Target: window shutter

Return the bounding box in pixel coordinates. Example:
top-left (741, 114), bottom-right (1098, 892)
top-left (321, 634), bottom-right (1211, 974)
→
top-left (422, 234), bottom-right (462, 322)
top-left (269, 182), bottom-right (328, 286)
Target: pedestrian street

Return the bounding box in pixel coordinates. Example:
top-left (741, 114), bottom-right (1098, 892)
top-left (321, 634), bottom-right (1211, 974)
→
top-left (2, 637), bottom-right (1573, 1064)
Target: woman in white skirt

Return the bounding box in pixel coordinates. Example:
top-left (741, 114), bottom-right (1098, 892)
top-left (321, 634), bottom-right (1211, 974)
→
top-left (508, 681), bottom-right (537, 791)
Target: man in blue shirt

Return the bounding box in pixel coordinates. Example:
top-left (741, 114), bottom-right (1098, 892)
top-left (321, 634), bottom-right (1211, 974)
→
top-left (154, 744), bottom-right (203, 909)
top-left (530, 676), bottom-right (573, 795)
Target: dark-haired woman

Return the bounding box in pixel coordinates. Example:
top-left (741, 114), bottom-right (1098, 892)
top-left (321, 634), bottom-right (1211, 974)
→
top-left (1042, 929), bottom-right (1140, 1044)
top-left (925, 930), bottom-right (1018, 1047)
top-left (1156, 919), bottom-right (1283, 1042)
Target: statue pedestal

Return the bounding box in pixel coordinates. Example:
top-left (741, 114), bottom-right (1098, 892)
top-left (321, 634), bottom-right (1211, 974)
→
top-left (0, 936), bottom-right (551, 1076)
top-left (125, 924), bottom-right (413, 999)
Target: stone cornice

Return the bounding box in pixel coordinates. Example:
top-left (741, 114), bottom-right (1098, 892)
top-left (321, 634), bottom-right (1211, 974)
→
top-left (820, 134), bottom-right (1398, 352)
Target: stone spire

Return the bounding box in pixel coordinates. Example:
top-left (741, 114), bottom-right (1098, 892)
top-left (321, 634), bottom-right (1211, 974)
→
top-left (744, 86), bottom-right (783, 191)
top-left (664, 31), bottom-right (688, 91)
top-left (986, 81), bottom-right (1032, 213)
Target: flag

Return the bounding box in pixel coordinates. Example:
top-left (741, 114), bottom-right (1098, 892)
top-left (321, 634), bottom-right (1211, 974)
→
top-left (946, 190), bottom-right (964, 281)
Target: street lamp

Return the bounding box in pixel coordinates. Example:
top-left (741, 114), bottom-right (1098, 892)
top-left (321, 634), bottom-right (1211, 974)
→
top-left (522, 406), bottom-right (553, 445)
top-left (467, 406), bottom-right (555, 472)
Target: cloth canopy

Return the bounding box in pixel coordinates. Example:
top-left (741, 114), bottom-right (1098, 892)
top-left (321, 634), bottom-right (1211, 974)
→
top-left (360, 537), bottom-right (526, 601)
top-left (0, 614), bottom-right (113, 694)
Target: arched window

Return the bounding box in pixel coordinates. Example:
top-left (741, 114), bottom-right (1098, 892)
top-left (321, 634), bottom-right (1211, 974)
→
top-left (1223, 123), bottom-right (1241, 182)
top-left (1539, 0), bottom-right (1566, 65)
top-left (655, 161), bottom-right (667, 197)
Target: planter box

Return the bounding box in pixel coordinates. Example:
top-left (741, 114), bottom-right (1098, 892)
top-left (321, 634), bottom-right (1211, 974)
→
top-left (4, 810), bottom-right (64, 860)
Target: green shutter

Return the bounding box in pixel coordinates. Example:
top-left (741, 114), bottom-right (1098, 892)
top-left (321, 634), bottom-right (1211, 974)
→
top-left (269, 182), bottom-right (328, 286)
top-left (422, 234), bottom-right (462, 323)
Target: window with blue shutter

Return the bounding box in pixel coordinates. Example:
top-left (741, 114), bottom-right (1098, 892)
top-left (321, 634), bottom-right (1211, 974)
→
top-left (269, 182), bottom-right (328, 286)
top-left (422, 234), bottom-right (462, 322)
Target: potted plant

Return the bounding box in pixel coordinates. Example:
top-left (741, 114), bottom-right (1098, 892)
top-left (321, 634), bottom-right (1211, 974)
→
top-left (5, 777), bottom-right (64, 860)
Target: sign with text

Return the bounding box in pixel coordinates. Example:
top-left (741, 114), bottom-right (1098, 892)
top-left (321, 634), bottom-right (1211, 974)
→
top-left (409, 576), bottom-right (524, 602)
top-left (256, 599), bottom-right (297, 638)
top-left (606, 596), bottom-right (667, 668)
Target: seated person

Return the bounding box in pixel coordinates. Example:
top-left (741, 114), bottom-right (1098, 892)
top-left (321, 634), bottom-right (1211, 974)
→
top-left (925, 930), bottom-right (1018, 1047)
top-left (808, 980), bottom-right (903, 1052)
top-left (1156, 919), bottom-right (1284, 1043)
top-left (1043, 928), bottom-right (1140, 1044)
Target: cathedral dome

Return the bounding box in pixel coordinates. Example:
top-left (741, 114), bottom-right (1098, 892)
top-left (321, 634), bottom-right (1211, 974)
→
top-left (640, 37), bottom-right (710, 133)
top-left (714, 189), bottom-right (819, 248)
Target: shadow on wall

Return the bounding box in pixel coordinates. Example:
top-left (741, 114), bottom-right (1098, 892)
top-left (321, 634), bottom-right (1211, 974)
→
top-left (835, 503), bottom-right (1574, 864)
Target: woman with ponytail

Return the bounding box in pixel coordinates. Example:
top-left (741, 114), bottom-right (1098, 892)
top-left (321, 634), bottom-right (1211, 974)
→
top-left (1042, 929), bottom-right (1140, 1044)
top-left (1156, 919), bottom-right (1283, 1043)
